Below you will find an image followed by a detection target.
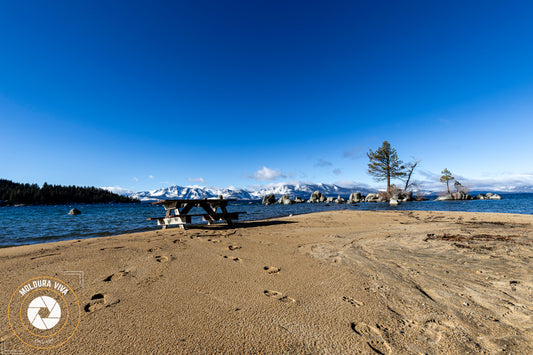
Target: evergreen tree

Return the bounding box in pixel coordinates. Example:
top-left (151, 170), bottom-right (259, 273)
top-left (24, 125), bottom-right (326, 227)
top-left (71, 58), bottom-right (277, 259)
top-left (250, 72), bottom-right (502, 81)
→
top-left (440, 169), bottom-right (455, 194)
top-left (367, 141), bottom-right (406, 195)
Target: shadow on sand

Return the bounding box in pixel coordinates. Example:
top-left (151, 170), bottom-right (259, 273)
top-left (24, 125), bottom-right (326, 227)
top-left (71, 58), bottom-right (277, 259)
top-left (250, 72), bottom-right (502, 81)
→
top-left (185, 219), bottom-right (296, 231)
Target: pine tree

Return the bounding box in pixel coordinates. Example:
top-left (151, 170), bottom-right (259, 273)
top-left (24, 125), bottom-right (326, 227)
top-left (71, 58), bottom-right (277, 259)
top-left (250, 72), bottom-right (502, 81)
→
top-left (367, 141), bottom-right (406, 195)
top-left (440, 169), bottom-right (455, 194)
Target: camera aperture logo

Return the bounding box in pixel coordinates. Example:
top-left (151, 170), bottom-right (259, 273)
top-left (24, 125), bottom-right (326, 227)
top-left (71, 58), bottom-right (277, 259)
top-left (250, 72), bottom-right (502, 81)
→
top-left (8, 277), bottom-right (81, 349)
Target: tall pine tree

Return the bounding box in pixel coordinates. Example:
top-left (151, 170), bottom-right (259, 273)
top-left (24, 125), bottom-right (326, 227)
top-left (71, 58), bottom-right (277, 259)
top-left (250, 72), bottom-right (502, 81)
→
top-left (367, 141), bottom-right (406, 195)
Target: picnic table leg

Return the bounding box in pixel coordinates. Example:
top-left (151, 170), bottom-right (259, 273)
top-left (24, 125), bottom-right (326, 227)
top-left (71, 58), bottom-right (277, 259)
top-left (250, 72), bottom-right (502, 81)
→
top-left (220, 205), bottom-right (234, 228)
top-left (162, 209), bottom-right (172, 230)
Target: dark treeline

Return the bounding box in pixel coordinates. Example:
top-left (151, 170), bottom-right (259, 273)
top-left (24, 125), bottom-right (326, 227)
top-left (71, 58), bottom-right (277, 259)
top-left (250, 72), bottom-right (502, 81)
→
top-left (0, 179), bottom-right (139, 205)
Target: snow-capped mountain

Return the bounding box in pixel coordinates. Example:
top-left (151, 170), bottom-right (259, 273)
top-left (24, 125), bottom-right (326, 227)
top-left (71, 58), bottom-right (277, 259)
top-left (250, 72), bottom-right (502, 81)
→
top-left (129, 185), bottom-right (252, 202)
top-left (128, 183), bottom-right (372, 202)
top-left (248, 182), bottom-right (374, 199)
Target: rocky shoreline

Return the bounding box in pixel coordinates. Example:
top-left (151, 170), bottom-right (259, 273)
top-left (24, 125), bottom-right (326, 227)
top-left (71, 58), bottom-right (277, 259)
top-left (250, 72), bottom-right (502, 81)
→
top-left (262, 191), bottom-right (502, 205)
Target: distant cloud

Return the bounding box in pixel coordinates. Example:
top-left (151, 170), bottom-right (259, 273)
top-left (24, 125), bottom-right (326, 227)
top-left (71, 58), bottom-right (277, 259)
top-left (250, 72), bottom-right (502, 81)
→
top-left (148, 175), bottom-right (154, 179)
top-left (343, 146), bottom-right (365, 160)
top-left (132, 177), bottom-right (139, 182)
top-left (101, 186), bottom-right (133, 196)
top-left (333, 168), bottom-right (342, 175)
top-left (315, 159), bottom-right (332, 167)
top-left (187, 177), bottom-right (205, 184)
top-left (334, 180), bottom-right (373, 189)
top-left (415, 170), bottom-right (533, 192)
top-left (249, 166), bottom-right (286, 181)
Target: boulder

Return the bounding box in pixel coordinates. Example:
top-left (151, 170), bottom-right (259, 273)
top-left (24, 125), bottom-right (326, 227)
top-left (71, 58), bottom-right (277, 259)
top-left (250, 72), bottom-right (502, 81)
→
top-left (365, 193), bottom-right (379, 202)
top-left (326, 196), bottom-right (335, 203)
top-left (435, 194), bottom-right (453, 201)
top-left (68, 208), bottom-right (81, 215)
top-left (348, 192), bottom-right (362, 203)
top-left (475, 194), bottom-right (485, 200)
top-left (489, 194), bottom-right (502, 200)
top-left (335, 195), bottom-right (345, 204)
top-left (277, 194), bottom-right (294, 205)
top-left (262, 193), bottom-right (276, 205)
top-left (400, 191), bottom-right (413, 202)
top-left (377, 193), bottom-right (389, 202)
top-left (389, 199), bottom-right (399, 206)
top-left (293, 197), bottom-right (305, 203)
top-left (309, 191), bottom-right (327, 203)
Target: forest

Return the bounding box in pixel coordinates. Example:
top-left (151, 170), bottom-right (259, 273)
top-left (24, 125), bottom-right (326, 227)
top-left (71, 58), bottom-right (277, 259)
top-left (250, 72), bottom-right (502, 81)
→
top-left (0, 179), bottom-right (139, 205)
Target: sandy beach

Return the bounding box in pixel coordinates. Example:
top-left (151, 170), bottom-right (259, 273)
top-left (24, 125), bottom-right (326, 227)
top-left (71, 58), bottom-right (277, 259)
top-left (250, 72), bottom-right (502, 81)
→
top-left (1, 210), bottom-right (532, 354)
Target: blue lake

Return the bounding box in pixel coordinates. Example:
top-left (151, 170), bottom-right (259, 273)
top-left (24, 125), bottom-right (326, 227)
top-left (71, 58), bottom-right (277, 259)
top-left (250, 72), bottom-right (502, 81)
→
top-left (1, 193), bottom-right (532, 247)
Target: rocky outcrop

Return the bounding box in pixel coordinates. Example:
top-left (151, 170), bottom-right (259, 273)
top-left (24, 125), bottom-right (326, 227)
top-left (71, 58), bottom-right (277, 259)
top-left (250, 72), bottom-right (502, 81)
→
top-left (262, 193), bottom-right (276, 205)
top-left (68, 208), bottom-right (81, 215)
top-left (293, 197), bottom-right (305, 203)
top-left (475, 193), bottom-right (502, 200)
top-left (435, 194), bottom-right (454, 201)
top-left (308, 191), bottom-right (327, 203)
top-left (348, 192), bottom-right (362, 203)
top-left (277, 194), bottom-right (294, 205)
top-left (451, 191), bottom-right (473, 200)
top-left (435, 192), bottom-right (473, 201)
top-left (389, 199), bottom-right (399, 206)
top-left (365, 193), bottom-right (379, 202)
top-left (335, 195), bottom-right (345, 204)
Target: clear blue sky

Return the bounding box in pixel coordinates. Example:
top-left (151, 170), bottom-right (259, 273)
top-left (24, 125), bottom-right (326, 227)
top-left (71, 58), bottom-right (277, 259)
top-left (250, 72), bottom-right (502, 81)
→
top-left (1, 1), bottom-right (533, 192)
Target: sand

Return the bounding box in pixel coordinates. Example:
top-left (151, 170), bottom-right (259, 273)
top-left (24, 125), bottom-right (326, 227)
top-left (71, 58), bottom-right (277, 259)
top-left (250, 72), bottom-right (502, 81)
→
top-left (0, 210), bottom-right (532, 354)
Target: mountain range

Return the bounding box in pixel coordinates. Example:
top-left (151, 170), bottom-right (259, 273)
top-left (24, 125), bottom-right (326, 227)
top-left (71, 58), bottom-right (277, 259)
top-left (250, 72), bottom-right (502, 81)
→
top-left (127, 183), bottom-right (375, 202)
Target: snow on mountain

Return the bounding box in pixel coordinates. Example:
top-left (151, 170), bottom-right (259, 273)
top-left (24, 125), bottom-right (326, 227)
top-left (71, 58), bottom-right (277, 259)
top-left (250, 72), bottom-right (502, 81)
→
top-left (129, 185), bottom-right (252, 202)
top-left (248, 182), bottom-right (373, 199)
top-left (128, 183), bottom-right (372, 202)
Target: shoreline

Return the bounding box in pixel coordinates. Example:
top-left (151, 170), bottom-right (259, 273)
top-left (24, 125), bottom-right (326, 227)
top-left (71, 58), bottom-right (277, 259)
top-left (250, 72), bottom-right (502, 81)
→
top-left (1, 210), bottom-right (531, 353)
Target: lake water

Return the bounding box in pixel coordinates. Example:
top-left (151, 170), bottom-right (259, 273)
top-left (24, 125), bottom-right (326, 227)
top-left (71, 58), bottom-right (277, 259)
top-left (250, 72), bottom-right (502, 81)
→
top-left (1, 193), bottom-right (532, 247)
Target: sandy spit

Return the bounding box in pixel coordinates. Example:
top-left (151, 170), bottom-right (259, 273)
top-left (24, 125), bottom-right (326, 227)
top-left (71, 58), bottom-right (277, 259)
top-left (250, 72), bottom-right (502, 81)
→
top-left (1, 210), bottom-right (532, 354)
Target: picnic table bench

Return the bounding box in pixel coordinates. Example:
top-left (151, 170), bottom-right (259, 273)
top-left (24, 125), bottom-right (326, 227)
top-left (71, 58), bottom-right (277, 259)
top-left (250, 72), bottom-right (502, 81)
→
top-left (147, 198), bottom-right (245, 229)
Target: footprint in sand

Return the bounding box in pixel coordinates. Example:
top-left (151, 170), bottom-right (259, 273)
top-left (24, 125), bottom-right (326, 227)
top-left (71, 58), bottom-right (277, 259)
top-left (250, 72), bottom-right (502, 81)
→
top-left (263, 266), bottom-right (280, 274)
top-left (104, 271), bottom-right (125, 282)
top-left (85, 293), bottom-right (119, 313)
top-left (155, 255), bottom-right (169, 263)
top-left (263, 290), bottom-right (296, 303)
top-left (350, 322), bottom-right (392, 354)
top-left (342, 296), bottom-right (363, 308)
top-left (228, 245), bottom-right (242, 251)
top-left (223, 255), bottom-right (241, 262)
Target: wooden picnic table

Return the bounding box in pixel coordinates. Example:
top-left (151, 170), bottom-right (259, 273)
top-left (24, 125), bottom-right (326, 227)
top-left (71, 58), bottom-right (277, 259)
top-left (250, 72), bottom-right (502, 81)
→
top-left (147, 198), bottom-right (245, 229)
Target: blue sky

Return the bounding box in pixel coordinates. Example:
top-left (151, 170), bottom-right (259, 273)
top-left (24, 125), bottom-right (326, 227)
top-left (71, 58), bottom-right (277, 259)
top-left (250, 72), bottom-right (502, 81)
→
top-left (1, 1), bottom-right (533, 192)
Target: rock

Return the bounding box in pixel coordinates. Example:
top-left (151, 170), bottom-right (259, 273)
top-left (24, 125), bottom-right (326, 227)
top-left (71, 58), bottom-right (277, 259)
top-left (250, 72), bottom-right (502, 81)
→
top-left (326, 197), bottom-right (335, 203)
top-left (293, 197), bottom-right (305, 203)
top-left (309, 191), bottom-right (327, 203)
top-left (400, 191), bottom-right (413, 202)
top-left (452, 191), bottom-right (465, 200)
top-left (277, 194), bottom-right (294, 205)
top-left (348, 192), bottom-right (362, 203)
top-left (365, 193), bottom-right (379, 202)
top-left (485, 193), bottom-right (493, 198)
top-left (335, 195), bottom-right (345, 204)
top-left (475, 194), bottom-right (485, 200)
top-left (377, 193), bottom-right (388, 202)
top-left (389, 199), bottom-right (399, 206)
top-left (489, 194), bottom-right (502, 200)
top-left (68, 208), bottom-right (81, 215)
top-left (217, 195), bottom-right (224, 199)
top-left (435, 194), bottom-right (453, 201)
top-left (262, 194), bottom-right (276, 205)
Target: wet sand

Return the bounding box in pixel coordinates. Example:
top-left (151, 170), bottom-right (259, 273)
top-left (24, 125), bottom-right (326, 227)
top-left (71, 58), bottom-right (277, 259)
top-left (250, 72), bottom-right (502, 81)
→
top-left (1, 210), bottom-right (532, 354)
